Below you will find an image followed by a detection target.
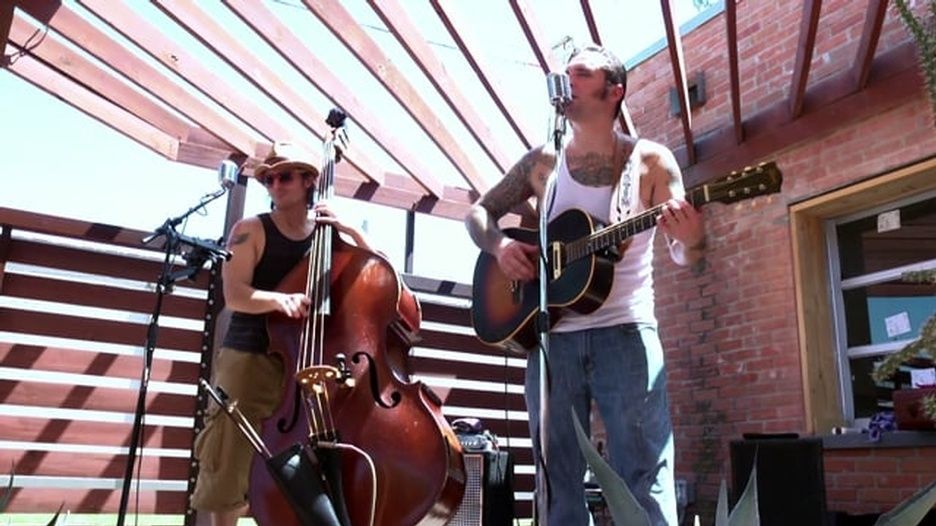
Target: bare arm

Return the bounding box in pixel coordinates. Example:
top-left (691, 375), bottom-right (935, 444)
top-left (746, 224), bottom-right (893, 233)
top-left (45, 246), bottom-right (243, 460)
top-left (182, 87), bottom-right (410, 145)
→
top-left (645, 144), bottom-right (706, 267)
top-left (312, 201), bottom-right (372, 252)
top-left (222, 218), bottom-right (309, 318)
top-left (465, 147), bottom-right (552, 280)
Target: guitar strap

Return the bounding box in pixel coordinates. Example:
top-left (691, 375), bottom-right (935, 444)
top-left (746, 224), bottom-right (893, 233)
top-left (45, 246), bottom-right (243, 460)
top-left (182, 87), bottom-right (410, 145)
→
top-left (610, 134), bottom-right (637, 224)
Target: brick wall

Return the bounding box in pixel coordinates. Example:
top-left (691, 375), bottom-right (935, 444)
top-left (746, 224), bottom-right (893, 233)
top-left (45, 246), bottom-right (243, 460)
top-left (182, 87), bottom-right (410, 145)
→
top-left (613, 0), bottom-right (936, 518)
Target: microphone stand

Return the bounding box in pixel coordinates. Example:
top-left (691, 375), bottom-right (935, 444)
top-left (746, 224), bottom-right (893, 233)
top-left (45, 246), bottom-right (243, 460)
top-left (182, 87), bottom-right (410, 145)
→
top-left (116, 190), bottom-right (232, 526)
top-left (534, 105), bottom-right (568, 526)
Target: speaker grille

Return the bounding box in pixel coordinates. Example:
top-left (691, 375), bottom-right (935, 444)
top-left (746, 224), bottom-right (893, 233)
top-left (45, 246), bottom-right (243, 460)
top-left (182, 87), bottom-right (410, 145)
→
top-left (448, 454), bottom-right (484, 526)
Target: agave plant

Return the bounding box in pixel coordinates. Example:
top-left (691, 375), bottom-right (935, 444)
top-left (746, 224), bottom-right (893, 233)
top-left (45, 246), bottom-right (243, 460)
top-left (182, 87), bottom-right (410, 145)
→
top-left (0, 466), bottom-right (67, 526)
top-left (875, 479), bottom-right (936, 526)
top-left (573, 410), bottom-right (936, 525)
top-left (571, 408), bottom-right (759, 525)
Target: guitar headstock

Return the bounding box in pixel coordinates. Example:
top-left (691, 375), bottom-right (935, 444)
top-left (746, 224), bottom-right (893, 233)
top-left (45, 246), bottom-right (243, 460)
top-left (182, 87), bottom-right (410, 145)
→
top-left (706, 161), bottom-right (783, 205)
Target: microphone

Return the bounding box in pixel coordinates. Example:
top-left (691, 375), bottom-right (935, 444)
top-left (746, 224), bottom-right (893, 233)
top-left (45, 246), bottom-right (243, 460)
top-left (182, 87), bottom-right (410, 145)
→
top-left (546, 72), bottom-right (572, 114)
top-left (217, 159), bottom-right (238, 190)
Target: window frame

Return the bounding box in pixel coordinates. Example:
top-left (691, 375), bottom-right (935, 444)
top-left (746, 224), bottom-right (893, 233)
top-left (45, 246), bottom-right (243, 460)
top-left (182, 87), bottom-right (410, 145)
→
top-left (790, 156), bottom-right (936, 434)
top-left (825, 190), bottom-right (936, 424)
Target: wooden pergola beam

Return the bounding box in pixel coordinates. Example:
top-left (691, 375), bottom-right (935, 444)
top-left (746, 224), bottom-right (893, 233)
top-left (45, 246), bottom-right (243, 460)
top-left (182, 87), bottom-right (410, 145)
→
top-left (301, 0), bottom-right (490, 194)
top-left (509, 0), bottom-right (560, 73)
top-left (6, 51), bottom-right (180, 164)
top-left (152, 0), bottom-right (385, 187)
top-left (660, 0), bottom-right (695, 165)
top-left (851, 0), bottom-right (889, 91)
top-left (19, 1), bottom-right (260, 157)
top-left (0, 1), bottom-right (13, 59)
top-left (682, 42), bottom-right (920, 186)
top-left (220, 0), bottom-right (444, 197)
top-left (789, 0), bottom-right (823, 119)
top-left (575, 0), bottom-right (637, 137)
top-left (726, 0), bottom-right (743, 144)
top-left (76, 0), bottom-right (293, 143)
top-left (580, 0), bottom-right (602, 45)
top-left (429, 0), bottom-right (535, 150)
top-left (8, 15), bottom-right (192, 142)
top-left (369, 0), bottom-right (514, 174)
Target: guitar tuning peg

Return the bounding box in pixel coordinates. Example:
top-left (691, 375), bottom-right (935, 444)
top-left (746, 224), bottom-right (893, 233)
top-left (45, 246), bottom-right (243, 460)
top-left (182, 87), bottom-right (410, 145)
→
top-left (743, 165), bottom-right (753, 172)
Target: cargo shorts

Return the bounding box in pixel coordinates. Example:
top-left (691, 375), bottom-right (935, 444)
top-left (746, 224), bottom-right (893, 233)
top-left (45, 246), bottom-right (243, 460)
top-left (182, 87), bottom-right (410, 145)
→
top-left (190, 348), bottom-right (284, 512)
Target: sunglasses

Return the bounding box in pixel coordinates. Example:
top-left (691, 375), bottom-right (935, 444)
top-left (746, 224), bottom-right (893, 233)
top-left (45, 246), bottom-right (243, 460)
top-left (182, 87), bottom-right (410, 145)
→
top-left (257, 171), bottom-right (296, 187)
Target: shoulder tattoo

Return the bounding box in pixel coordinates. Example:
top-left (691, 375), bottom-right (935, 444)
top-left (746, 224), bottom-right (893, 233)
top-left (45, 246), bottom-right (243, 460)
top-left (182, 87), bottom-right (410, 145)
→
top-left (227, 232), bottom-right (250, 248)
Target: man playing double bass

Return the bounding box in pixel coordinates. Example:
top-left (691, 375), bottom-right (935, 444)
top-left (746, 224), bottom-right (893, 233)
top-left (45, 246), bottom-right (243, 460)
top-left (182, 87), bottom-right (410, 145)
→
top-left (191, 142), bottom-right (370, 526)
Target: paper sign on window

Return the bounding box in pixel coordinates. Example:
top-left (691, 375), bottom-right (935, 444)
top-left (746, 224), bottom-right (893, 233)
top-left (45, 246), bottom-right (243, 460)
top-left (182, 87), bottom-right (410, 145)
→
top-left (877, 210), bottom-right (900, 233)
top-left (884, 311), bottom-right (911, 338)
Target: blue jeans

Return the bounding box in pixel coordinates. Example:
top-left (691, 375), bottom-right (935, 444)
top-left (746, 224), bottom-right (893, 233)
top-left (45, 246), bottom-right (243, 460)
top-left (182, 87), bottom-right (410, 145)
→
top-left (525, 324), bottom-right (677, 525)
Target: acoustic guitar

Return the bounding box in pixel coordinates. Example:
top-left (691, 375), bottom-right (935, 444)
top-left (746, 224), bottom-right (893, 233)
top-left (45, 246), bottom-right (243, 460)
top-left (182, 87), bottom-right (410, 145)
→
top-left (470, 161), bottom-right (783, 353)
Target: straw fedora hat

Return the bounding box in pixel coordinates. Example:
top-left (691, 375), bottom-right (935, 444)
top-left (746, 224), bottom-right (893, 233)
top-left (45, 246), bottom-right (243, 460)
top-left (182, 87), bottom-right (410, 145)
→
top-left (254, 141), bottom-right (319, 180)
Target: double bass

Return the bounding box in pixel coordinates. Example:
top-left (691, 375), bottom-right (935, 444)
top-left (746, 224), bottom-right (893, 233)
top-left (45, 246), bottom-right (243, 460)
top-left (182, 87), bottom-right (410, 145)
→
top-left (246, 111), bottom-right (465, 525)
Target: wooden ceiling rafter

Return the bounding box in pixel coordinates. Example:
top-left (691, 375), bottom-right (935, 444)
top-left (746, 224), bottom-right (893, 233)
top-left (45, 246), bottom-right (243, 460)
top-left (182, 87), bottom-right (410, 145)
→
top-left (660, 0), bottom-right (695, 165)
top-left (576, 0), bottom-right (637, 137)
top-left (151, 0), bottom-right (385, 186)
top-left (8, 4), bottom-right (481, 217)
top-left (219, 0), bottom-right (441, 197)
top-left (6, 51), bottom-right (182, 163)
top-left (509, 0), bottom-right (561, 74)
top-left (300, 0), bottom-right (490, 194)
top-left (683, 41), bottom-right (920, 185)
top-left (8, 15), bottom-right (192, 143)
top-left (788, 0), bottom-right (823, 119)
top-left (429, 0), bottom-right (535, 149)
top-left (75, 0), bottom-right (294, 144)
top-left (16, 1), bottom-right (261, 160)
top-left (1, 1), bottom-right (14, 60)
top-left (369, 0), bottom-right (513, 175)
top-left (725, 0), bottom-right (743, 144)
top-left (852, 0), bottom-right (889, 91)
top-left (580, 0), bottom-right (602, 45)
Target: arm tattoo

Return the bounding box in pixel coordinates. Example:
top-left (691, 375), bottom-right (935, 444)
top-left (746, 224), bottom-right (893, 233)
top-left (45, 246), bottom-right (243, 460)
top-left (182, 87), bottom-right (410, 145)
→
top-left (227, 232), bottom-right (249, 248)
top-left (479, 150), bottom-right (538, 219)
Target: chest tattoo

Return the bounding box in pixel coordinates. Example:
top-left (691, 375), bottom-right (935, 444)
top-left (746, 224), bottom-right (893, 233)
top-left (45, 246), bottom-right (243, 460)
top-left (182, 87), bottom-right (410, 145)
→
top-left (567, 152), bottom-right (616, 186)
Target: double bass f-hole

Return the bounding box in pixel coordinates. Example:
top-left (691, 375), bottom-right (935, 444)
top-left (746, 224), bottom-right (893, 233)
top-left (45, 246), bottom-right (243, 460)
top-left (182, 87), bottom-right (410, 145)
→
top-left (351, 351), bottom-right (402, 409)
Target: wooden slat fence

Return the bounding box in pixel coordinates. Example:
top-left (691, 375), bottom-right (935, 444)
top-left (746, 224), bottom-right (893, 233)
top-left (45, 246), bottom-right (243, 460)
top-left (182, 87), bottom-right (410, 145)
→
top-left (0, 208), bottom-right (534, 520)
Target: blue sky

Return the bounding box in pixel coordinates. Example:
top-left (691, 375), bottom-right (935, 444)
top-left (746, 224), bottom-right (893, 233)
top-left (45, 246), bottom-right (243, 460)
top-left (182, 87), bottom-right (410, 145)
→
top-left (0, 0), bottom-right (718, 284)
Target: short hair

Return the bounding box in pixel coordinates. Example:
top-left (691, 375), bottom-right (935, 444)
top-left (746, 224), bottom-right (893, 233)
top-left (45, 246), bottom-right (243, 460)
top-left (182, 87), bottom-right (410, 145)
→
top-left (569, 44), bottom-right (627, 117)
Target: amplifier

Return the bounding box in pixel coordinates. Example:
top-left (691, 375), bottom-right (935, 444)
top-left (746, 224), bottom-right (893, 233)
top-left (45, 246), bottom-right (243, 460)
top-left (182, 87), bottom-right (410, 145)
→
top-left (448, 450), bottom-right (514, 526)
top-left (449, 453), bottom-right (485, 526)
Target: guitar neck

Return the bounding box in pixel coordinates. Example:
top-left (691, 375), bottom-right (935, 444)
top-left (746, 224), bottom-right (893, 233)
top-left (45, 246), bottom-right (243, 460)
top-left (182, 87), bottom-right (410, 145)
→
top-left (567, 185), bottom-right (708, 261)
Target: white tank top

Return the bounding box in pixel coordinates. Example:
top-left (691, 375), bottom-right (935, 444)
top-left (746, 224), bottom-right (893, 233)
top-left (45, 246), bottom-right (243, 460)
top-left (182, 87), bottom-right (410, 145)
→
top-left (547, 146), bottom-right (656, 331)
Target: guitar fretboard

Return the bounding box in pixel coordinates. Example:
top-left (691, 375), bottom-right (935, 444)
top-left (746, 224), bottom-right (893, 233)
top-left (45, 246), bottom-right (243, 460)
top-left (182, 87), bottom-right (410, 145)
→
top-left (564, 186), bottom-right (707, 263)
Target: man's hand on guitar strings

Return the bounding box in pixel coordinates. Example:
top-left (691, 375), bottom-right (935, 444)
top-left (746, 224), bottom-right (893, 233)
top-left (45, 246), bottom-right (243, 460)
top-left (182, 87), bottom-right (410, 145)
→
top-left (657, 198), bottom-right (705, 248)
top-left (495, 239), bottom-right (539, 282)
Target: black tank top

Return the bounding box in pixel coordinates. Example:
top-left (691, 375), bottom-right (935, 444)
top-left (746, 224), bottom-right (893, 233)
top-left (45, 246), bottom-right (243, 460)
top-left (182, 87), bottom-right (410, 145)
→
top-left (222, 213), bottom-right (314, 353)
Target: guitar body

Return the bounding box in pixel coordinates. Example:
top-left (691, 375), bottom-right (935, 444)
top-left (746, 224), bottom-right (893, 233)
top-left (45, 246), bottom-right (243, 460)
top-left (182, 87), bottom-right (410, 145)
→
top-left (470, 208), bottom-right (616, 352)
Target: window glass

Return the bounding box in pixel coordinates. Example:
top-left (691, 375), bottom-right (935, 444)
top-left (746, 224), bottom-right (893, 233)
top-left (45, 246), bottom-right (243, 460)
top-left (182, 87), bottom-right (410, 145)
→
top-left (836, 196), bottom-right (936, 279)
top-left (831, 192), bottom-right (936, 423)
